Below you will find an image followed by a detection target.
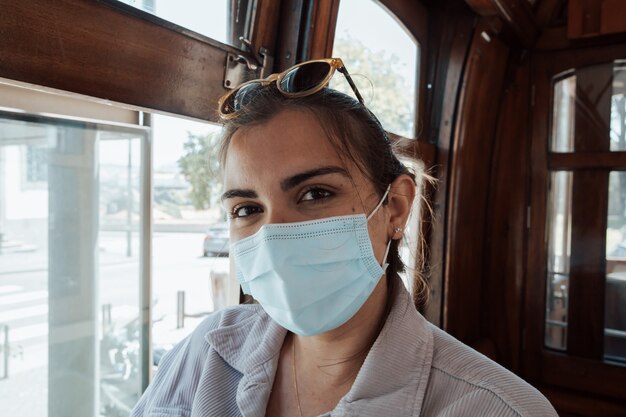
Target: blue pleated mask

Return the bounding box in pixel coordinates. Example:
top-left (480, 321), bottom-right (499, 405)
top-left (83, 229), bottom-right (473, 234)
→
top-left (231, 185), bottom-right (392, 336)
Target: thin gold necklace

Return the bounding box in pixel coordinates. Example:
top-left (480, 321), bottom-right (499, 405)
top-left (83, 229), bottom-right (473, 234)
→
top-left (292, 336), bottom-right (305, 417)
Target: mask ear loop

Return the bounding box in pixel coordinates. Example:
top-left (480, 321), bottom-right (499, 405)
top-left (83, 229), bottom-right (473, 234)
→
top-left (365, 184), bottom-right (392, 271)
top-left (366, 184), bottom-right (391, 221)
top-left (381, 238), bottom-right (392, 272)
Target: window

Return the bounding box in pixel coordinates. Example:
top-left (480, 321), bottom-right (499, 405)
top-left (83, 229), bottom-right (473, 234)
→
top-left (529, 58), bottom-right (626, 402)
top-left (543, 61), bottom-right (626, 364)
top-left (0, 109), bottom-right (149, 417)
top-left (112, 0), bottom-right (253, 47)
top-left (150, 114), bottom-right (238, 362)
top-left (332, 0), bottom-right (420, 139)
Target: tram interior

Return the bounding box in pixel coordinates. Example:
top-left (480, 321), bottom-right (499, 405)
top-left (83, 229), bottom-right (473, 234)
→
top-left (1, 0), bottom-right (626, 416)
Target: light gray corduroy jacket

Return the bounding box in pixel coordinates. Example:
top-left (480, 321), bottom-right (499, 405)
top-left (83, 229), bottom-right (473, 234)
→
top-left (130, 285), bottom-right (558, 417)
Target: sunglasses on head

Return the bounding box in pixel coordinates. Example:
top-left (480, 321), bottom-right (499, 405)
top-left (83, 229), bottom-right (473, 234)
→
top-left (218, 58), bottom-right (364, 119)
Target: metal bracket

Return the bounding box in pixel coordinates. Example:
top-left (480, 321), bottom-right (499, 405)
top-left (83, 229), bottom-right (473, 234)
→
top-left (223, 37), bottom-right (274, 89)
top-left (223, 53), bottom-right (258, 89)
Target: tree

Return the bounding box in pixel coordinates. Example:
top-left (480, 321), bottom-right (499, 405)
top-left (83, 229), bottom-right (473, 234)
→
top-left (332, 35), bottom-right (417, 137)
top-left (177, 131), bottom-right (222, 210)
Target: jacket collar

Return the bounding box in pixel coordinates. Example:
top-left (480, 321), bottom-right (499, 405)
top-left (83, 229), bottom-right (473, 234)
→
top-left (333, 286), bottom-right (434, 416)
top-left (204, 284), bottom-right (434, 417)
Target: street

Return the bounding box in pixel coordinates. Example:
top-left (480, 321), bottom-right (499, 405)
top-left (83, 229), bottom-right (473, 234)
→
top-left (0, 231), bottom-right (230, 417)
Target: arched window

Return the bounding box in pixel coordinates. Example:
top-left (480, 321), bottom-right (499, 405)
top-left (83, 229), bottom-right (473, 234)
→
top-left (332, 0), bottom-right (420, 139)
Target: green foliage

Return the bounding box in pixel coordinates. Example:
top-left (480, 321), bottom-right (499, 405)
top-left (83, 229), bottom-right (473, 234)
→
top-left (333, 35), bottom-right (417, 137)
top-left (177, 132), bottom-right (221, 210)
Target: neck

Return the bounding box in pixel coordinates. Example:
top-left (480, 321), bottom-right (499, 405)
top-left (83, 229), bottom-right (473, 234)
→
top-left (292, 276), bottom-right (389, 386)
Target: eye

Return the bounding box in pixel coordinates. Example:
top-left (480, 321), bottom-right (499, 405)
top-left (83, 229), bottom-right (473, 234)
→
top-left (299, 187), bottom-right (334, 203)
top-left (231, 204), bottom-right (263, 218)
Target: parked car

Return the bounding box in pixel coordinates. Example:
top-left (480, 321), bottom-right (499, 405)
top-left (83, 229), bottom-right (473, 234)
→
top-left (203, 223), bottom-right (229, 257)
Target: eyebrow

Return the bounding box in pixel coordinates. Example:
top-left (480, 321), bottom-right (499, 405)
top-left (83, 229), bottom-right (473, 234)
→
top-left (220, 189), bottom-right (258, 202)
top-left (221, 166), bottom-right (350, 202)
top-left (280, 166), bottom-right (350, 192)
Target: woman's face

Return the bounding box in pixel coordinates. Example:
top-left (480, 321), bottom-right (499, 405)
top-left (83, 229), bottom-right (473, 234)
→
top-left (221, 109), bottom-right (390, 264)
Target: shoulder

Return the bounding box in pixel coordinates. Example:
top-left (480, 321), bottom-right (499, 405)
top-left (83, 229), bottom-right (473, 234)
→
top-left (130, 304), bottom-right (265, 417)
top-left (422, 324), bottom-right (558, 417)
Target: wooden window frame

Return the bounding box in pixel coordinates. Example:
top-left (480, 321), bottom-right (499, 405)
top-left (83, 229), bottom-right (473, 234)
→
top-left (0, 0), bottom-right (281, 123)
top-left (526, 42), bottom-right (626, 402)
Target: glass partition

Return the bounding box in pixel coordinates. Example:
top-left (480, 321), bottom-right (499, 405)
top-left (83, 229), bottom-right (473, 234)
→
top-left (0, 112), bottom-right (148, 417)
top-left (545, 171), bottom-right (572, 351)
top-left (605, 171), bottom-right (626, 364)
top-left (550, 75), bottom-right (576, 153)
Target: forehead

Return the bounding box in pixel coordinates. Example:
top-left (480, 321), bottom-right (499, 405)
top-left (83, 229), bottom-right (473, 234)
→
top-left (223, 109), bottom-right (353, 186)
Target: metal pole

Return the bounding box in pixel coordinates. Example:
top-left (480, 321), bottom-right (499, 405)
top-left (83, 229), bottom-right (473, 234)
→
top-left (127, 138), bottom-right (133, 257)
top-left (139, 113), bottom-right (153, 389)
top-left (0, 146), bottom-right (6, 256)
top-left (101, 304), bottom-right (112, 335)
top-left (1, 324), bottom-right (8, 379)
top-left (177, 291), bottom-right (185, 329)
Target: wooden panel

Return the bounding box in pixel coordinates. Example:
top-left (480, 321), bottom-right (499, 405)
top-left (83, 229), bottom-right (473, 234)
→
top-left (540, 351), bottom-right (626, 401)
top-left (251, 0), bottom-right (282, 62)
top-left (540, 384), bottom-right (626, 416)
top-left (568, 0), bottom-right (601, 38)
top-left (569, 0), bottom-right (626, 38)
top-left (535, 0), bottom-right (567, 27)
top-left (524, 50), bottom-right (554, 382)
top-left (380, 0), bottom-right (430, 47)
top-left (601, 0), bottom-right (626, 35)
top-left (483, 58), bottom-right (531, 371)
top-left (306, 0), bottom-right (340, 59)
top-left (535, 41), bottom-right (626, 77)
top-left (0, 0), bottom-right (257, 123)
top-left (465, 0), bottom-right (499, 15)
top-left (550, 152), bottom-right (626, 169)
top-left (568, 170), bottom-right (608, 358)
top-left (275, 0), bottom-right (306, 70)
top-left (492, 0), bottom-right (539, 47)
top-left (465, 0), bottom-right (538, 47)
top-left (423, 2), bottom-right (475, 326)
top-left (444, 20), bottom-right (509, 344)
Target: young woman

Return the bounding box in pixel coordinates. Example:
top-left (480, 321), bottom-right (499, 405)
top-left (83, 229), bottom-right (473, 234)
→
top-left (131, 59), bottom-right (557, 417)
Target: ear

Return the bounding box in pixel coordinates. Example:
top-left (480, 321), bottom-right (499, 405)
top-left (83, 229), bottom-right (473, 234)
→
top-left (386, 174), bottom-right (416, 240)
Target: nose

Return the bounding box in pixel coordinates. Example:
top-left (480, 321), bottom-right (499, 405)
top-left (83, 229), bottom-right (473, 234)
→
top-left (265, 207), bottom-right (288, 225)
top-left (264, 201), bottom-right (298, 225)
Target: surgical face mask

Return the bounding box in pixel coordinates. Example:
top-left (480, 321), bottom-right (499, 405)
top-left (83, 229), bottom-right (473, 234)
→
top-left (231, 186), bottom-right (392, 336)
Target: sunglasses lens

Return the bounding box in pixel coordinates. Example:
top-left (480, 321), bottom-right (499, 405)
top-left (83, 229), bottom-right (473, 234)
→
top-left (221, 82), bottom-right (263, 114)
top-left (279, 62), bottom-right (332, 94)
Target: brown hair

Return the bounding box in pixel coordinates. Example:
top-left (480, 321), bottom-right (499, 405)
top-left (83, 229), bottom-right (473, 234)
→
top-left (218, 85), bottom-right (429, 309)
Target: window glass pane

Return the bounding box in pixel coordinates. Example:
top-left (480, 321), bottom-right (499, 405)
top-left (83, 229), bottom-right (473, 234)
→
top-left (605, 171), bottom-right (626, 364)
top-left (151, 114), bottom-right (236, 365)
top-left (115, 0), bottom-right (253, 47)
top-left (610, 62), bottom-right (626, 151)
top-left (550, 75), bottom-right (576, 152)
top-left (545, 171), bottom-right (572, 350)
top-left (0, 114), bottom-right (146, 417)
top-left (332, 0), bottom-right (419, 138)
